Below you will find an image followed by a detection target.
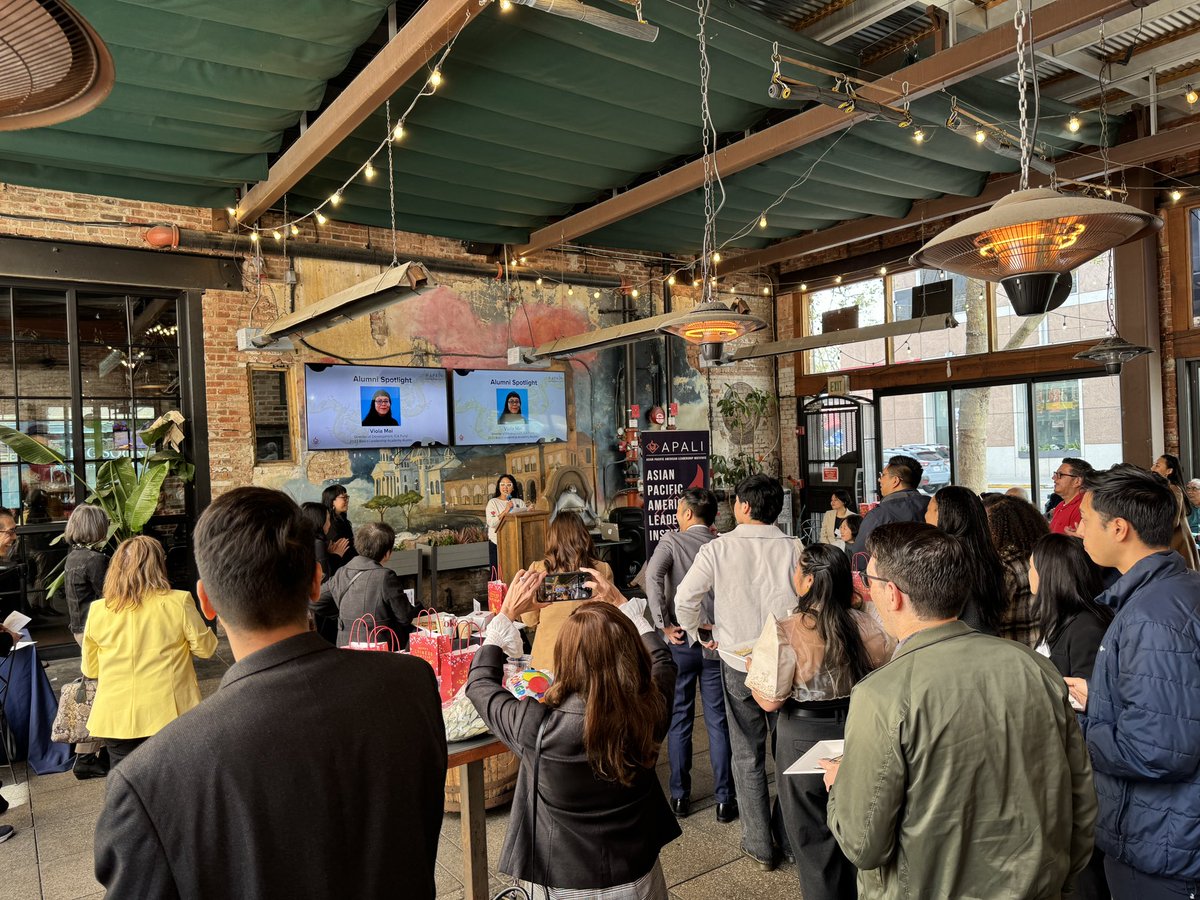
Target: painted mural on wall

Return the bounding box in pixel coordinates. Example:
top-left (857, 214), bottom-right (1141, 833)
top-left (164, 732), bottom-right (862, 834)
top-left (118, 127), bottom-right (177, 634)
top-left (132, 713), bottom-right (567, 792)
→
top-left (253, 260), bottom-right (709, 535)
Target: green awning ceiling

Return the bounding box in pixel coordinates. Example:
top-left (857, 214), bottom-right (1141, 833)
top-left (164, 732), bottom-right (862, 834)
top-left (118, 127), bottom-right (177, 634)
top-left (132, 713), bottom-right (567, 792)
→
top-left (0, 0), bottom-right (1110, 253)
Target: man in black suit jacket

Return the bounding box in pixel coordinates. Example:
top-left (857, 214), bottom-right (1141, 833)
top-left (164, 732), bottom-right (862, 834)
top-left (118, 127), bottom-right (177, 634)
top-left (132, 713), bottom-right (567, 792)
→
top-left (94, 487), bottom-right (446, 900)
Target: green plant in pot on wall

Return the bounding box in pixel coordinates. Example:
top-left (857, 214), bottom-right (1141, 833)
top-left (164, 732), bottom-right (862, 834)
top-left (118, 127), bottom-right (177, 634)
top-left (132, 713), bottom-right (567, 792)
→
top-left (0, 410), bottom-right (194, 594)
top-left (709, 385), bottom-right (779, 490)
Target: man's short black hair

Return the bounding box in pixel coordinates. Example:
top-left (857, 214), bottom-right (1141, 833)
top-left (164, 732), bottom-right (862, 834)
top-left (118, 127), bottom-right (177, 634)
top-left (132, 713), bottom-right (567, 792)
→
top-left (1082, 463), bottom-right (1175, 549)
top-left (1061, 457), bottom-right (1094, 479)
top-left (886, 454), bottom-right (923, 489)
top-left (866, 522), bottom-right (968, 620)
top-left (356, 522), bottom-right (396, 562)
top-left (195, 487), bottom-right (315, 630)
top-left (680, 487), bottom-right (718, 527)
top-left (734, 474), bottom-right (784, 524)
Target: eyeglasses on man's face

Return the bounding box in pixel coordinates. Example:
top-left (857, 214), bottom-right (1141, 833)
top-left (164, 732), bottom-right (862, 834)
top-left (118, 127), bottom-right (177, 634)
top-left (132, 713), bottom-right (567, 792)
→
top-left (1051, 470), bottom-right (1079, 481)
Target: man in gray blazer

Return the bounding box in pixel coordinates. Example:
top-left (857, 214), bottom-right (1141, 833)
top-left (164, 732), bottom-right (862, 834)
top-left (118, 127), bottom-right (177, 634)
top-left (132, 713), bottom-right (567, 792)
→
top-left (645, 487), bottom-right (736, 823)
top-left (94, 487), bottom-right (447, 900)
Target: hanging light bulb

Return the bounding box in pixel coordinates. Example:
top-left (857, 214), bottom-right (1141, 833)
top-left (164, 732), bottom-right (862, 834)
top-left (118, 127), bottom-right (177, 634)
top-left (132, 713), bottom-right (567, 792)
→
top-left (329, 191), bottom-right (342, 207)
top-left (692, 279), bottom-right (700, 287)
top-left (667, 275), bottom-right (676, 286)
top-left (800, 283), bottom-right (807, 291)
top-left (249, 231), bottom-right (260, 244)
top-left (631, 288), bottom-right (639, 298)
top-left (593, 290), bottom-right (601, 299)
top-left (1067, 115), bottom-right (1082, 133)
top-left (974, 129), bottom-right (987, 144)
top-left (762, 286), bottom-right (770, 295)
top-left (519, 256), bottom-right (527, 265)
top-left (226, 207), bottom-right (237, 217)
top-left (1187, 85), bottom-right (1198, 105)
top-left (834, 275), bottom-right (843, 284)
top-left (712, 251), bottom-right (721, 263)
top-left (429, 69), bottom-right (443, 89)
top-left (878, 266), bottom-right (888, 276)
top-left (912, 128), bottom-right (926, 143)
top-left (393, 123), bottom-right (406, 141)
top-left (364, 164), bottom-right (376, 181)
top-left (500, 0), bottom-right (512, 9)
top-left (759, 215), bottom-right (768, 229)
top-left (535, 277), bottom-right (543, 285)
top-left (272, 230), bottom-right (282, 241)
top-left (1171, 189), bottom-right (1183, 203)
top-left (912, 0), bottom-right (1161, 318)
top-left (291, 224), bottom-right (300, 236)
top-left (567, 287), bottom-right (574, 296)
top-left (315, 212), bottom-right (328, 225)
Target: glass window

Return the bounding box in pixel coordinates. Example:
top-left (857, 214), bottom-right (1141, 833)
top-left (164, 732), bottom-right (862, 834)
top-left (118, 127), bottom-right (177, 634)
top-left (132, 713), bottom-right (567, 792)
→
top-left (804, 279), bottom-right (887, 373)
top-left (879, 391), bottom-right (950, 496)
top-left (76, 294), bottom-right (128, 345)
top-left (1191, 208), bottom-right (1200, 328)
top-left (952, 384), bottom-right (1030, 497)
top-left (15, 343), bottom-right (71, 397)
top-left (13, 289), bottom-right (69, 341)
top-left (1033, 376), bottom-right (1122, 503)
top-left (888, 271), bottom-right (972, 363)
top-left (250, 369), bottom-right (293, 464)
top-left (994, 251), bottom-right (1113, 350)
top-left (130, 297), bottom-right (178, 345)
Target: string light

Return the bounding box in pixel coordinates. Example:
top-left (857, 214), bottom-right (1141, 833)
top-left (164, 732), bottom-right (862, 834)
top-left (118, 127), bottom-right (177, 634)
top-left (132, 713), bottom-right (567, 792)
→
top-left (567, 287), bottom-right (574, 296)
top-left (631, 288), bottom-right (639, 298)
top-left (762, 286), bottom-right (770, 295)
top-left (364, 164), bottom-right (376, 181)
top-left (315, 212), bottom-right (328, 225)
top-left (712, 251), bottom-right (721, 263)
top-left (499, 0), bottom-right (512, 9)
top-left (1171, 189), bottom-right (1183, 202)
top-left (800, 283), bottom-right (807, 291)
top-left (1187, 85), bottom-right (1198, 105)
top-left (878, 266), bottom-right (887, 275)
top-left (272, 230), bottom-right (282, 241)
top-left (759, 215), bottom-right (768, 229)
top-left (593, 290), bottom-right (601, 299)
top-left (249, 231), bottom-right (259, 244)
top-left (1067, 115), bottom-right (1082, 133)
top-left (291, 224), bottom-right (300, 236)
top-left (535, 277), bottom-right (543, 285)
top-left (226, 207), bottom-right (237, 217)
top-left (668, 275), bottom-right (676, 286)
top-left (693, 279), bottom-right (700, 287)
top-left (329, 191), bottom-right (342, 207)
top-left (519, 256), bottom-right (527, 265)
top-left (393, 123), bottom-right (406, 142)
top-left (834, 275), bottom-right (843, 284)
top-left (974, 129), bottom-right (987, 143)
top-left (429, 69), bottom-right (443, 89)
top-left (912, 128), bottom-right (926, 143)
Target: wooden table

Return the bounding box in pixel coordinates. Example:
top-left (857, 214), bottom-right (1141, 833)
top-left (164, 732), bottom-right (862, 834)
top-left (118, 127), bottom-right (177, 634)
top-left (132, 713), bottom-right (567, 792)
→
top-left (447, 733), bottom-right (511, 900)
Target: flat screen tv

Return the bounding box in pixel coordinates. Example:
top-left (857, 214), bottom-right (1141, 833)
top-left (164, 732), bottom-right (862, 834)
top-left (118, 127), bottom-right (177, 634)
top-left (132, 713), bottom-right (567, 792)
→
top-left (304, 363), bottom-right (449, 450)
top-left (451, 369), bottom-right (568, 446)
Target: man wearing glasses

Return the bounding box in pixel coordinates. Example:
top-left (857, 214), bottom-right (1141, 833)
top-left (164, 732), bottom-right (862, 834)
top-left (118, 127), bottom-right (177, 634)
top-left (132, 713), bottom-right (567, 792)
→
top-left (1050, 457), bottom-right (1094, 536)
top-left (849, 455), bottom-right (930, 572)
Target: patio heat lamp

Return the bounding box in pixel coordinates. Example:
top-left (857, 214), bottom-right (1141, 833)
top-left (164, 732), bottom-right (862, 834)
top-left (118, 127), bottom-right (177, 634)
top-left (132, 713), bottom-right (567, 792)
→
top-left (910, 0), bottom-right (1161, 320)
top-left (657, 0), bottom-right (767, 362)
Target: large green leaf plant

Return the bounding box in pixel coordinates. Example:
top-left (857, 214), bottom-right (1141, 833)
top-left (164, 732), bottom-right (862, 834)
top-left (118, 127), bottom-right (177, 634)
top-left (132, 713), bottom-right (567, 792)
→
top-left (0, 413), bottom-right (194, 595)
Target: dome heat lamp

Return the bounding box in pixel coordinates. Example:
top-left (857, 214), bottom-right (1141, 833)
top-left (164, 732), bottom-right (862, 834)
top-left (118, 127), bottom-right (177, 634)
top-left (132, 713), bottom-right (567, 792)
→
top-left (657, 299), bottom-right (767, 364)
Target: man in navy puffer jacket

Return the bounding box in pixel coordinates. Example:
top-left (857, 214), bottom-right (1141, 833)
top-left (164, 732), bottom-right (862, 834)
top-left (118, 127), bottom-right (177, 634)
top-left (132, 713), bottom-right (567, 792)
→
top-left (1068, 464), bottom-right (1200, 899)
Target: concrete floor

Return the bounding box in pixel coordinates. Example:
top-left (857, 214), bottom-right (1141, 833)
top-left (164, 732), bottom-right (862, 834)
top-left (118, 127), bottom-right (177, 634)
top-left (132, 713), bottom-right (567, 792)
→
top-left (3, 646), bottom-right (796, 900)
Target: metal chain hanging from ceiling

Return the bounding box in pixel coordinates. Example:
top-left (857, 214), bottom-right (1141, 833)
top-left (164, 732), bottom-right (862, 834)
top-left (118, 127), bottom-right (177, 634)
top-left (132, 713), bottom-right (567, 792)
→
top-left (696, 0), bottom-right (721, 303)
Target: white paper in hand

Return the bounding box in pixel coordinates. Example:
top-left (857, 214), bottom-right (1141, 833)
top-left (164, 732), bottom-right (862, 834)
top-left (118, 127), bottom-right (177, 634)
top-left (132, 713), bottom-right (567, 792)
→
top-left (785, 739), bottom-right (845, 776)
top-left (3, 610), bottom-right (30, 633)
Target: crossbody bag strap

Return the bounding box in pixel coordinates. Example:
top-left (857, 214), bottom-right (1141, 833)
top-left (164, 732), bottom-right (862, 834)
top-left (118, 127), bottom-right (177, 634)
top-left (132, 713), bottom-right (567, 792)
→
top-left (532, 717), bottom-right (549, 900)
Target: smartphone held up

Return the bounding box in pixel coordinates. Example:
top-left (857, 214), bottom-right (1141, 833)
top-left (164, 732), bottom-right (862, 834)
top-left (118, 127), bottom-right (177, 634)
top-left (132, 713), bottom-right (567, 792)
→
top-left (541, 572), bottom-right (594, 602)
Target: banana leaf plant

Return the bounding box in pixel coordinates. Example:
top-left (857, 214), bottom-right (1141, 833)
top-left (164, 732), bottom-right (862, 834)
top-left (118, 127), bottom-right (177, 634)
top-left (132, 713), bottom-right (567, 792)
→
top-left (0, 412), bottom-right (194, 596)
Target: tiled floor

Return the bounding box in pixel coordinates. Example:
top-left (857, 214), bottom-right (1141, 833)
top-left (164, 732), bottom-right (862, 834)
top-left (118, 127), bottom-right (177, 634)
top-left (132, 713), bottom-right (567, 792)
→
top-left (3, 648), bottom-right (795, 900)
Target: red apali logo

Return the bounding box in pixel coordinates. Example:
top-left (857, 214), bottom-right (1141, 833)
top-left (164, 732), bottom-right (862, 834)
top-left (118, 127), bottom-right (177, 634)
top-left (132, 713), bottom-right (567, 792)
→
top-left (646, 440), bottom-right (659, 454)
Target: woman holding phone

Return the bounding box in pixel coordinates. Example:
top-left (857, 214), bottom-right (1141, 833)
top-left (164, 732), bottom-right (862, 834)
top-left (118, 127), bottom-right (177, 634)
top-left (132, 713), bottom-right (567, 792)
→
top-left (523, 511), bottom-right (612, 670)
top-left (745, 543), bottom-right (892, 900)
top-left (467, 566), bottom-right (679, 898)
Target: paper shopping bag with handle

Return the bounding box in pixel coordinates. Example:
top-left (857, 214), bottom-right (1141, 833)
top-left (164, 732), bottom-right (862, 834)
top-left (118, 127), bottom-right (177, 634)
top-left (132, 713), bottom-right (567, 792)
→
top-left (487, 566), bottom-right (507, 614)
top-left (409, 608), bottom-right (454, 670)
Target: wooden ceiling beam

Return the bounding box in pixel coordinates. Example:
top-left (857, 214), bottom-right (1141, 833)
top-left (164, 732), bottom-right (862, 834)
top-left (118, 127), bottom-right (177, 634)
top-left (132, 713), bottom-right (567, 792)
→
top-left (516, 0), bottom-right (1144, 257)
top-left (715, 120), bottom-right (1200, 276)
top-left (236, 0), bottom-right (484, 224)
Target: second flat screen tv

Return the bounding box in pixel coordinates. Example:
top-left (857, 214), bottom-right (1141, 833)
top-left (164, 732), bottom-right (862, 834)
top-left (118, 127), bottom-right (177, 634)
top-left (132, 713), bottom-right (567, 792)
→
top-left (305, 363), bottom-right (449, 450)
top-left (452, 369), bottom-right (568, 445)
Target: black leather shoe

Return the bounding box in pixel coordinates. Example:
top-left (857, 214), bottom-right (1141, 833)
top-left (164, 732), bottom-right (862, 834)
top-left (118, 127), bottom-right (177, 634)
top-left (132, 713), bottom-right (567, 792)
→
top-left (670, 796), bottom-right (690, 818)
top-left (716, 800), bottom-right (739, 823)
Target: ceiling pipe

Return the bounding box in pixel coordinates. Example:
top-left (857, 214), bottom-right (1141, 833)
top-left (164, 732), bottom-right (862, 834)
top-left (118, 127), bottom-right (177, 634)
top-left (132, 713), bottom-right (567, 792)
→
top-left (142, 225), bottom-right (623, 288)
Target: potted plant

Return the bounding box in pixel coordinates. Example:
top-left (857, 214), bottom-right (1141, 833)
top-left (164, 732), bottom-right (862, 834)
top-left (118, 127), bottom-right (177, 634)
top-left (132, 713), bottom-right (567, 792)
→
top-left (428, 526), bottom-right (490, 571)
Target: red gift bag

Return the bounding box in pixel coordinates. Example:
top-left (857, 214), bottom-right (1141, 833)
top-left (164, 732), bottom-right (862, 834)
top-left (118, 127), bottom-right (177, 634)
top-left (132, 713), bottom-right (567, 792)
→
top-left (346, 615), bottom-right (402, 652)
top-left (439, 644), bottom-right (480, 701)
top-left (409, 608), bottom-right (454, 671)
top-left (487, 567), bottom-right (507, 614)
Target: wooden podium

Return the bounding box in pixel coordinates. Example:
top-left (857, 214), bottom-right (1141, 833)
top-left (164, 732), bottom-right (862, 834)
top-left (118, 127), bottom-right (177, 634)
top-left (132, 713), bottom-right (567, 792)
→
top-left (496, 508), bottom-right (547, 579)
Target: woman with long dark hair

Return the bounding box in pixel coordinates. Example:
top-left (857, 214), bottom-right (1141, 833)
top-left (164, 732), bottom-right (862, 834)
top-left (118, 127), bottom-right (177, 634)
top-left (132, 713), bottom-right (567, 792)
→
top-left (524, 511), bottom-right (612, 670)
top-left (498, 391), bottom-right (526, 424)
top-left (321, 484), bottom-right (356, 577)
top-left (1028, 532), bottom-right (1113, 900)
top-left (484, 473), bottom-right (525, 571)
top-left (982, 494), bottom-right (1049, 647)
top-left (467, 568), bottom-right (679, 898)
top-left (746, 543), bottom-right (892, 900)
top-left (926, 486), bottom-right (1006, 635)
top-left (1151, 454), bottom-right (1200, 569)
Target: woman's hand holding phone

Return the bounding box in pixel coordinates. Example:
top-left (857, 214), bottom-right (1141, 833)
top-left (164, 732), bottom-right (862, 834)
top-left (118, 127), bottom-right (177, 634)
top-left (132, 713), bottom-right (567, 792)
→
top-left (499, 569), bottom-right (548, 621)
top-left (579, 567), bottom-right (627, 607)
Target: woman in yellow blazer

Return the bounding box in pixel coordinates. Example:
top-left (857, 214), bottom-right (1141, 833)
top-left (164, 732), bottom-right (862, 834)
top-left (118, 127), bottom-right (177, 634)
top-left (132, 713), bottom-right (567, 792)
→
top-left (523, 512), bottom-right (612, 671)
top-left (82, 536), bottom-right (217, 769)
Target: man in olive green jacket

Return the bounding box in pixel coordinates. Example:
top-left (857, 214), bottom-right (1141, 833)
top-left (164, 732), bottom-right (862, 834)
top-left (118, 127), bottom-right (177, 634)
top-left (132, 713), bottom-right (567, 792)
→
top-left (823, 523), bottom-right (1096, 900)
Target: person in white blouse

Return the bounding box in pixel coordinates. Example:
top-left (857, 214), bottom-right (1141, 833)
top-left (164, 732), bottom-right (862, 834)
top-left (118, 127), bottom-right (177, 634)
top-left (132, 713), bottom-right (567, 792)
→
top-left (819, 490), bottom-right (855, 548)
top-left (485, 474), bottom-right (525, 572)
